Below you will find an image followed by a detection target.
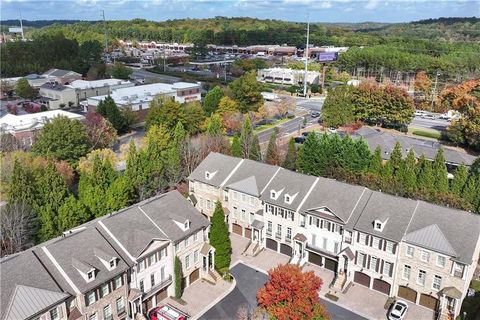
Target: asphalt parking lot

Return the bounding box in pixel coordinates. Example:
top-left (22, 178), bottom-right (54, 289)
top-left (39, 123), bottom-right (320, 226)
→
top-left (199, 263), bottom-right (368, 320)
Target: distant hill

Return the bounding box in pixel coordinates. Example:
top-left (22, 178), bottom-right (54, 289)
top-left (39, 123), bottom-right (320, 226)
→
top-left (0, 20), bottom-right (95, 28)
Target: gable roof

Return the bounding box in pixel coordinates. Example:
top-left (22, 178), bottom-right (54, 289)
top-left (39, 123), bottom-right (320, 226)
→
top-left (0, 250), bottom-right (69, 320)
top-left (223, 159), bottom-right (279, 196)
top-left (404, 224), bottom-right (457, 256)
top-left (405, 201), bottom-right (480, 264)
top-left (5, 285), bottom-right (69, 320)
top-left (227, 176), bottom-right (259, 196)
top-left (188, 152), bottom-right (243, 187)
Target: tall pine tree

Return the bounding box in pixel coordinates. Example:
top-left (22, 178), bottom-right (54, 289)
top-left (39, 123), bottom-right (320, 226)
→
top-left (231, 135), bottom-right (242, 158)
top-left (450, 164), bottom-right (468, 196)
top-left (397, 149), bottom-right (417, 196)
top-left (417, 155), bottom-right (435, 193)
top-left (282, 138), bottom-right (297, 171)
top-left (369, 146), bottom-right (383, 175)
top-left (250, 134), bottom-right (262, 161)
top-left (265, 131), bottom-right (280, 165)
top-left (239, 117), bottom-right (254, 159)
top-left (432, 148), bottom-right (449, 193)
top-left (209, 201), bottom-right (231, 273)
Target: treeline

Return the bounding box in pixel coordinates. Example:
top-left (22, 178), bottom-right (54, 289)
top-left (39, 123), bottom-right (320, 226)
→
top-left (296, 133), bottom-right (480, 214)
top-left (0, 32), bottom-right (103, 77)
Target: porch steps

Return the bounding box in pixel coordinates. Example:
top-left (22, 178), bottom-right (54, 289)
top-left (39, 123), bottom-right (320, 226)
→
top-left (207, 269), bottom-right (221, 283)
top-left (438, 310), bottom-right (454, 320)
top-left (331, 271), bottom-right (346, 292)
top-left (290, 255), bottom-right (300, 265)
top-left (243, 242), bottom-right (260, 256)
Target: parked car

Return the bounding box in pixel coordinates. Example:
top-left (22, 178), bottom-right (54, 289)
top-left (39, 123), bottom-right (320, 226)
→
top-left (387, 300), bottom-right (408, 320)
top-left (422, 114), bottom-right (436, 120)
top-left (415, 110), bottom-right (426, 117)
top-left (149, 304), bottom-right (189, 320)
top-left (310, 111), bottom-right (320, 118)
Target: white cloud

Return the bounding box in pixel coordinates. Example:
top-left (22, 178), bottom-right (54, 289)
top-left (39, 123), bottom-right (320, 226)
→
top-left (365, 0), bottom-right (380, 9)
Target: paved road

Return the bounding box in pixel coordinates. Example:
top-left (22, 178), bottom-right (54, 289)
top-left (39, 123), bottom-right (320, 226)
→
top-left (199, 263), bottom-right (368, 320)
top-left (256, 116), bottom-right (310, 144)
top-left (410, 116), bottom-right (449, 131)
top-left (296, 97), bottom-right (326, 112)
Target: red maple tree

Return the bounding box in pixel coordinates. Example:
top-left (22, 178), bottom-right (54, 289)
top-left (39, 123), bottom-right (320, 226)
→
top-left (257, 264), bottom-right (330, 320)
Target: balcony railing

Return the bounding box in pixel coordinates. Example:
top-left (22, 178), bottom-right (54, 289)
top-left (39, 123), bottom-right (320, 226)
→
top-left (266, 230), bottom-right (272, 236)
top-left (275, 233), bottom-right (282, 240)
top-left (454, 270), bottom-right (463, 278)
top-left (285, 237), bottom-right (292, 244)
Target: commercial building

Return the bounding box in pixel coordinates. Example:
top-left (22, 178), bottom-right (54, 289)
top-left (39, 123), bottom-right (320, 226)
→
top-left (68, 79), bottom-right (134, 105)
top-left (85, 82), bottom-right (201, 121)
top-left (0, 110), bottom-right (84, 147)
top-left (188, 153), bottom-right (480, 320)
top-left (38, 82), bottom-right (77, 109)
top-left (257, 68), bottom-right (321, 86)
top-left (0, 191), bottom-right (214, 320)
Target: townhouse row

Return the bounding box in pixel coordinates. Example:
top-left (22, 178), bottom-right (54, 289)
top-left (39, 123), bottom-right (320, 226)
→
top-left (0, 191), bottom-right (215, 320)
top-left (188, 152), bottom-right (480, 320)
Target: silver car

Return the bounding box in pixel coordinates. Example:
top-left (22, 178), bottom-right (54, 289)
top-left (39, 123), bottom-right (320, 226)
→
top-left (388, 300), bottom-right (409, 320)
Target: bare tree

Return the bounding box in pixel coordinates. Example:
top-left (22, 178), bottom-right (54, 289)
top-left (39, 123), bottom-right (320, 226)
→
top-left (0, 201), bottom-right (38, 257)
top-left (183, 134), bottom-right (230, 176)
top-left (0, 133), bottom-right (21, 153)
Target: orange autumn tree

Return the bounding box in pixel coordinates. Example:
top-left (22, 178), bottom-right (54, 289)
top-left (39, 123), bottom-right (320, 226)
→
top-left (257, 264), bottom-right (330, 320)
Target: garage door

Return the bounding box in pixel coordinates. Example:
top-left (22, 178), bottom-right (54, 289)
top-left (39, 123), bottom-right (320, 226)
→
top-left (398, 286), bottom-right (417, 303)
top-left (354, 272), bottom-right (370, 287)
top-left (189, 268), bottom-right (200, 284)
top-left (155, 288), bottom-right (168, 303)
top-left (244, 228), bottom-right (252, 239)
top-left (419, 294), bottom-right (439, 310)
top-left (232, 223), bottom-right (242, 236)
top-left (266, 238), bottom-right (278, 251)
top-left (324, 258), bottom-right (337, 272)
top-left (280, 244), bottom-right (293, 256)
top-left (308, 252), bottom-right (322, 266)
top-left (372, 279), bottom-right (391, 295)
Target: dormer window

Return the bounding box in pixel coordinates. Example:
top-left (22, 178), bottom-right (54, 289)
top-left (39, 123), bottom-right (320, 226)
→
top-left (373, 219), bottom-right (387, 232)
top-left (109, 258), bottom-right (117, 269)
top-left (285, 195), bottom-right (290, 203)
top-left (205, 172), bottom-right (210, 179)
top-left (271, 191), bottom-right (276, 199)
top-left (270, 188), bottom-right (283, 200)
top-left (87, 270), bottom-right (95, 280)
top-left (184, 220), bottom-right (190, 230)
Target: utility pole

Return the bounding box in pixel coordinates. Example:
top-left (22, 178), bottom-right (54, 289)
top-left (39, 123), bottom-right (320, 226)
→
top-left (163, 49), bottom-right (166, 72)
top-left (431, 71), bottom-right (440, 110)
top-left (303, 14), bottom-right (310, 98)
top-left (101, 10), bottom-right (108, 52)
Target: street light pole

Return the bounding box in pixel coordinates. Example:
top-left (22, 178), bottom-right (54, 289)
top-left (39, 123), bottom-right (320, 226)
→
top-left (303, 14), bottom-right (310, 98)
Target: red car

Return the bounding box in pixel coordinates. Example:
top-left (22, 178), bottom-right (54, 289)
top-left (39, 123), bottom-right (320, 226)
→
top-left (149, 304), bottom-right (189, 320)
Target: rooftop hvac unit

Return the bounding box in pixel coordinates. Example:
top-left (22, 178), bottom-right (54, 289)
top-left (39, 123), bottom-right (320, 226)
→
top-left (131, 94), bottom-right (138, 100)
top-left (122, 96), bottom-right (129, 100)
top-left (145, 92), bottom-right (151, 96)
top-left (103, 83), bottom-right (109, 86)
top-left (117, 81), bottom-right (121, 85)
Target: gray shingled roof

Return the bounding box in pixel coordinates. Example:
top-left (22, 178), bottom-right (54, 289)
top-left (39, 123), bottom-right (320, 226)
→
top-left (224, 159), bottom-right (279, 196)
top-left (1, 250), bottom-right (69, 320)
top-left (39, 227), bottom-right (129, 294)
top-left (227, 176), bottom-right (260, 196)
top-left (404, 224), bottom-right (457, 256)
top-left (353, 192), bottom-right (419, 242)
top-left (298, 177), bottom-right (367, 223)
top-left (260, 169), bottom-right (318, 211)
top-left (188, 152), bottom-right (243, 187)
top-left (405, 201), bottom-right (480, 264)
top-left (139, 191), bottom-right (210, 243)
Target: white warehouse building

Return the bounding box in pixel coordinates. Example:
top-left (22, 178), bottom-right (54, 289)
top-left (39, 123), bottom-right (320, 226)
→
top-left (257, 68), bottom-right (321, 86)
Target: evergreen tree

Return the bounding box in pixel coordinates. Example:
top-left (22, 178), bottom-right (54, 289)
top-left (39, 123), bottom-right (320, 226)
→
top-left (338, 135), bottom-right (357, 172)
top-left (369, 146), bottom-right (383, 175)
top-left (206, 113), bottom-right (225, 136)
top-left (462, 176), bottom-right (477, 207)
top-left (231, 135), bottom-right (242, 158)
top-left (105, 176), bottom-right (133, 212)
top-left (250, 134), bottom-right (262, 161)
top-left (282, 138), bottom-right (297, 171)
top-left (203, 86), bottom-right (224, 115)
top-left (57, 195), bottom-right (91, 232)
top-left (389, 141), bottom-right (403, 175)
top-left (297, 133), bottom-right (325, 176)
top-left (174, 255), bottom-right (183, 299)
top-left (353, 138), bottom-right (372, 173)
top-left (326, 134), bottom-right (343, 169)
top-left (265, 131), bottom-right (280, 165)
top-left (35, 162), bottom-right (69, 241)
top-left (417, 155), bottom-right (435, 193)
top-left (209, 201), bottom-right (231, 273)
top-left (432, 148), bottom-right (449, 193)
top-left (398, 149), bottom-right (417, 196)
top-left (124, 139), bottom-right (140, 192)
top-left (97, 96), bottom-right (126, 133)
top-left (450, 164), bottom-right (468, 196)
top-left (239, 117), bottom-right (254, 159)
top-left (8, 159), bottom-right (36, 208)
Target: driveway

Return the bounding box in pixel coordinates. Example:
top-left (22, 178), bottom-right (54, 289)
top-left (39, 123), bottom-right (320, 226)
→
top-left (198, 263), bottom-right (368, 320)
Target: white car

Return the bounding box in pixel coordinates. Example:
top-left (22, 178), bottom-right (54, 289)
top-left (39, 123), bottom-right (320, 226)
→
top-left (388, 300), bottom-right (409, 320)
top-left (327, 127), bottom-right (338, 134)
top-left (415, 110), bottom-right (426, 117)
top-left (422, 114), bottom-right (436, 120)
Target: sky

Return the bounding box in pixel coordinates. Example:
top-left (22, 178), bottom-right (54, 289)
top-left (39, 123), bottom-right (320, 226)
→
top-left (1, 0), bottom-right (479, 23)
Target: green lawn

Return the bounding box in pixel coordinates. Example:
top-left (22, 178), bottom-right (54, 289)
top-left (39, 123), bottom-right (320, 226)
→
top-left (408, 126), bottom-right (443, 140)
top-left (253, 117), bottom-right (291, 134)
top-left (457, 280), bottom-right (480, 320)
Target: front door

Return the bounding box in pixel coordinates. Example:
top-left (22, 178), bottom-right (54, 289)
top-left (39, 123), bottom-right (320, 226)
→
top-left (203, 256), bottom-right (207, 271)
top-left (254, 229), bottom-right (259, 242)
top-left (343, 257), bottom-right (348, 272)
top-left (296, 241), bottom-right (303, 257)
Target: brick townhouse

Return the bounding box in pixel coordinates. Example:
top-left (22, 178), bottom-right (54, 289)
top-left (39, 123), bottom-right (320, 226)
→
top-left (188, 152), bottom-right (480, 319)
top-left (0, 191), bottom-right (213, 320)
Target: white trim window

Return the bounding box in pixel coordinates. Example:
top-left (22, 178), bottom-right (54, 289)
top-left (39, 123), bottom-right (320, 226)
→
top-left (406, 246), bottom-right (414, 258)
top-left (185, 255), bottom-right (190, 269)
top-left (383, 261), bottom-right (393, 277)
top-left (421, 250), bottom-right (430, 262)
top-left (194, 250), bottom-right (199, 263)
top-left (417, 270), bottom-right (426, 286)
top-left (370, 256), bottom-right (378, 272)
top-left (359, 233), bottom-right (367, 245)
top-left (386, 241), bottom-right (394, 254)
top-left (402, 265), bottom-right (411, 280)
top-left (138, 260), bottom-right (145, 272)
top-left (357, 252), bottom-right (366, 266)
top-left (50, 308), bottom-right (59, 320)
top-left (436, 255), bottom-right (446, 268)
top-left (89, 314), bottom-right (97, 320)
top-left (433, 275), bottom-right (442, 290)
top-left (372, 237), bottom-right (380, 249)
